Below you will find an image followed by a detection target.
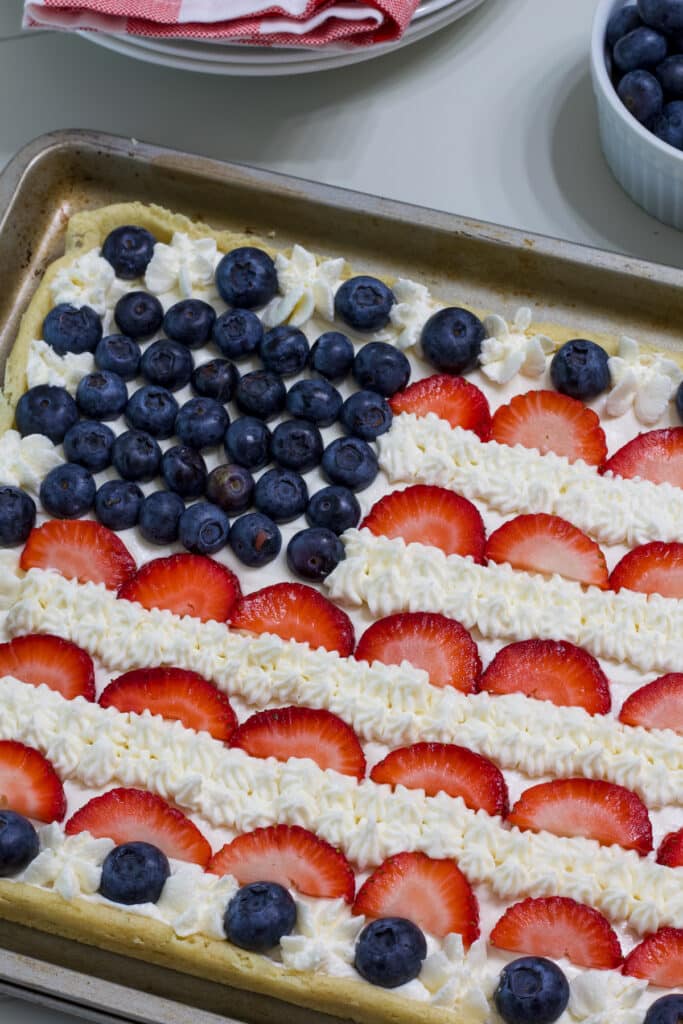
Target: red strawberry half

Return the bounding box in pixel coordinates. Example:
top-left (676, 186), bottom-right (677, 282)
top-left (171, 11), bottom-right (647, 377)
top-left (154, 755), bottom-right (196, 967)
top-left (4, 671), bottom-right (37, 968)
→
top-left (623, 928), bottom-right (683, 987)
top-left (65, 787), bottom-right (211, 866)
top-left (360, 485), bottom-right (486, 561)
top-left (118, 554), bottom-right (241, 623)
top-left (389, 374), bottom-right (492, 440)
top-left (619, 673), bottom-right (683, 734)
top-left (508, 778), bottom-right (653, 854)
top-left (490, 897), bottom-right (623, 969)
top-left (20, 520), bottom-right (136, 590)
top-left (99, 667), bottom-right (237, 743)
top-left (486, 513), bottom-right (609, 588)
top-left (230, 707), bottom-right (365, 778)
top-left (491, 390), bottom-right (607, 466)
top-left (604, 428), bottom-right (683, 488)
top-left (657, 828), bottom-right (683, 867)
top-left (354, 612), bottom-right (481, 692)
top-left (610, 542), bottom-right (683, 599)
top-left (353, 851), bottom-right (479, 944)
top-left (0, 740), bottom-right (66, 823)
top-left (370, 743), bottom-right (509, 816)
top-left (229, 582), bottom-right (355, 656)
top-left (208, 824), bottom-right (354, 902)
top-left (0, 634), bottom-right (95, 701)
top-left (480, 639), bottom-right (611, 714)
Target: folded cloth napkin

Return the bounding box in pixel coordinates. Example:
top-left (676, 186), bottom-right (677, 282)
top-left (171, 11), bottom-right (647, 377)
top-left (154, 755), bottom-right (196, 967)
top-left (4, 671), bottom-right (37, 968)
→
top-left (23, 0), bottom-right (420, 47)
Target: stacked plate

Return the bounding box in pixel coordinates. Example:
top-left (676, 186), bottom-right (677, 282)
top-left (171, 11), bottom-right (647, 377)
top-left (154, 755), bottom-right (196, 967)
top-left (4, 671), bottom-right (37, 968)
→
top-left (80, 0), bottom-right (487, 75)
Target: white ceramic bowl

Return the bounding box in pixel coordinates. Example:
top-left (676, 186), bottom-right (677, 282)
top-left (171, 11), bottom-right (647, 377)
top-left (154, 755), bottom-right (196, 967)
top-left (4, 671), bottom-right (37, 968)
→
top-left (591, 0), bottom-right (683, 228)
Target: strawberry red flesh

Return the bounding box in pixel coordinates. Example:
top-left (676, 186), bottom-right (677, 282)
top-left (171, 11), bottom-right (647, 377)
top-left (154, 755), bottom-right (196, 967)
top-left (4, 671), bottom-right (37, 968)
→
top-left (0, 634), bottom-right (95, 701)
top-left (604, 427), bottom-right (683, 488)
top-left (389, 374), bottom-right (492, 440)
top-left (229, 582), bottom-right (355, 656)
top-left (619, 673), bottom-right (683, 734)
top-left (656, 828), bottom-right (683, 867)
top-left (485, 513), bottom-right (609, 588)
top-left (0, 740), bottom-right (66, 823)
top-left (20, 520), bottom-right (136, 590)
top-left (623, 928), bottom-right (683, 987)
top-left (491, 390), bottom-right (607, 466)
top-left (118, 554), bottom-right (241, 623)
top-left (490, 897), bottom-right (623, 969)
top-left (360, 485), bottom-right (486, 561)
top-left (610, 542), bottom-right (683, 598)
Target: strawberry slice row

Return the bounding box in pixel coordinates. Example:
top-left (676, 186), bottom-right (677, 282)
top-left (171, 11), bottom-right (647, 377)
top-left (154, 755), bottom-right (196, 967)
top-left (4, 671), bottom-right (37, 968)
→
top-left (0, 740), bottom-right (66, 823)
top-left (0, 634), bottom-right (95, 701)
top-left (619, 673), bottom-right (683, 734)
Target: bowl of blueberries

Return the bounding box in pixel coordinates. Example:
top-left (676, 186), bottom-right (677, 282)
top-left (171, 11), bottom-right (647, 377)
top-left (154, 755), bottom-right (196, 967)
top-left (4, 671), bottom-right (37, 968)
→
top-left (592, 0), bottom-right (683, 228)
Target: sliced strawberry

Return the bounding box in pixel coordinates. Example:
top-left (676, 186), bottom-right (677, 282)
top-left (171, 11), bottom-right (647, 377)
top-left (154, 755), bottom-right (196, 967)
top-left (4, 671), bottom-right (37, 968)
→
top-left (99, 668), bottom-right (237, 743)
top-left (65, 787), bottom-right (211, 866)
top-left (352, 851), bottom-right (479, 944)
top-left (491, 390), bottom-right (607, 466)
top-left (490, 897), bottom-right (623, 970)
top-left (508, 778), bottom-right (653, 854)
top-left (208, 825), bottom-right (354, 902)
top-left (0, 634), bottom-right (95, 701)
top-left (118, 554), bottom-right (241, 623)
top-left (486, 513), bottom-right (609, 588)
top-left (480, 639), bottom-right (611, 714)
top-left (370, 743), bottom-right (509, 816)
top-left (623, 928), bottom-right (683, 987)
top-left (229, 582), bottom-right (355, 656)
top-left (20, 520), bottom-right (136, 590)
top-left (656, 828), bottom-right (683, 867)
top-left (230, 706), bottom-right (365, 778)
top-left (604, 428), bottom-right (683, 488)
top-left (360, 485), bottom-right (486, 561)
top-left (389, 374), bottom-right (492, 440)
top-left (619, 673), bottom-right (683, 734)
top-left (0, 741), bottom-right (66, 823)
top-left (610, 542), bottom-right (683, 599)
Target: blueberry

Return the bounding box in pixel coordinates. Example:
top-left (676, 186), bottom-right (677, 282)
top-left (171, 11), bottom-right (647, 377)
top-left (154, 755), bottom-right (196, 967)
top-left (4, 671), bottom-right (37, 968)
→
top-left (306, 485), bottom-right (360, 534)
top-left (321, 437), bottom-right (378, 492)
top-left (213, 309), bottom-right (264, 360)
top-left (550, 339), bottom-right (611, 400)
top-left (99, 842), bottom-right (170, 905)
top-left (494, 957), bottom-right (569, 1024)
top-left (651, 98), bottom-right (683, 146)
top-left (260, 326), bottom-right (309, 378)
top-left (178, 501), bottom-right (231, 555)
top-left (644, 994), bottom-right (683, 1024)
top-left (140, 339), bottom-right (194, 391)
top-left (76, 371), bottom-right (128, 420)
top-left (229, 512), bottom-right (282, 567)
top-left (352, 342), bottom-right (410, 397)
top-left (175, 397), bottom-right (230, 450)
top-left (656, 54), bottom-right (683, 96)
top-left (607, 4), bottom-right (643, 47)
top-left (224, 417), bottom-right (272, 471)
top-left (0, 810), bottom-right (39, 877)
top-left (95, 480), bottom-right (143, 531)
top-left (139, 491), bottom-right (185, 545)
top-left (254, 468), bottom-right (308, 523)
top-left (271, 419), bottom-right (323, 472)
top-left (16, 385), bottom-right (78, 444)
top-left (63, 420), bottom-right (115, 472)
top-left (224, 882), bottom-right (296, 953)
top-left (334, 276), bottom-right (395, 331)
top-left (207, 464), bottom-right (255, 515)
top-left (0, 486), bottom-right (36, 546)
top-left (215, 247), bottom-right (278, 309)
top-left (163, 299), bottom-right (216, 349)
top-left (102, 226), bottom-right (156, 279)
top-left (614, 26), bottom-right (668, 71)
top-left (287, 527), bottom-right (345, 581)
top-left (125, 385), bottom-right (179, 439)
top-left (40, 464), bottom-right (95, 519)
top-left (235, 371), bottom-right (286, 421)
top-left (42, 303), bottom-right (102, 356)
top-left (95, 335), bottom-right (141, 381)
top-left (112, 430), bottom-right (162, 483)
top-left (639, 0), bottom-right (683, 32)
top-left (421, 307), bottom-right (485, 373)
top-left (286, 379), bottom-right (343, 427)
top-left (162, 445), bottom-right (207, 499)
top-left (677, 380), bottom-right (683, 421)
top-left (617, 69), bottom-right (664, 122)
top-left (354, 918), bottom-right (426, 989)
top-left (309, 331), bottom-right (355, 382)
top-left (114, 291), bottom-right (164, 340)
top-left (192, 359), bottom-right (239, 403)
top-left (340, 390), bottom-right (392, 440)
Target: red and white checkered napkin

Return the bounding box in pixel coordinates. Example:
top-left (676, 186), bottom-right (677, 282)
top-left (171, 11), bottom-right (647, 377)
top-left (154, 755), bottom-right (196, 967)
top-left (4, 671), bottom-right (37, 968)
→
top-left (23, 0), bottom-right (420, 47)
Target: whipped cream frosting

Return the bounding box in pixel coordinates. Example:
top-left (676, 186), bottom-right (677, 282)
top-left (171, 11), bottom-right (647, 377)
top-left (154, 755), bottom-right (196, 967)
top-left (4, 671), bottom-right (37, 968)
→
top-left (144, 232), bottom-right (219, 299)
top-left (0, 429), bottom-right (62, 494)
top-left (50, 249), bottom-right (121, 317)
top-left (606, 336), bottom-right (683, 425)
top-left (480, 308), bottom-right (555, 384)
top-left (26, 338), bottom-right (96, 395)
top-left (262, 245), bottom-right (345, 328)
top-left (378, 278), bottom-right (439, 351)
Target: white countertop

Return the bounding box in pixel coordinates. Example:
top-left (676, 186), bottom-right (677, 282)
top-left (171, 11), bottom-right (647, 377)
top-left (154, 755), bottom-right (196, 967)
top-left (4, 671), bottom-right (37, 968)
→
top-left (0, 0), bottom-right (681, 1020)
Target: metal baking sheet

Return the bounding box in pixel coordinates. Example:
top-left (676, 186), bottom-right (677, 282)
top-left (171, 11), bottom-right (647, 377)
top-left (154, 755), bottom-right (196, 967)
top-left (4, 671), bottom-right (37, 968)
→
top-left (0, 128), bottom-right (682, 1024)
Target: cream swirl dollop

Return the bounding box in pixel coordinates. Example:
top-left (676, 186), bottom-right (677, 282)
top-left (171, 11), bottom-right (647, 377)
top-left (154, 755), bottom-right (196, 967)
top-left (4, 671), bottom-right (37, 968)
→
top-left (50, 248), bottom-right (119, 316)
top-left (20, 824), bottom-right (114, 901)
top-left (280, 898), bottom-right (364, 973)
top-left (0, 429), bottom-right (62, 493)
top-left (144, 232), bottom-right (219, 299)
top-left (377, 278), bottom-right (438, 351)
top-left (262, 245), bottom-right (345, 327)
top-left (480, 308), bottom-right (555, 383)
top-left (567, 970), bottom-right (647, 1024)
top-left (606, 335), bottom-right (683, 425)
top-left (26, 338), bottom-right (95, 395)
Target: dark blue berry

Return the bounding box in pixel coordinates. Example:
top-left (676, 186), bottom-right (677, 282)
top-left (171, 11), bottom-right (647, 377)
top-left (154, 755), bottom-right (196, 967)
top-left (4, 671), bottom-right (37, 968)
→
top-left (63, 420), bottom-right (115, 472)
top-left (607, 4), bottom-right (643, 47)
top-left (656, 54), bottom-right (683, 96)
top-left (0, 810), bottom-right (39, 877)
top-left (286, 379), bottom-right (343, 427)
top-left (76, 371), bottom-right (128, 420)
top-left (306, 486), bottom-right (360, 534)
top-left (102, 226), bottom-right (156, 280)
top-left (254, 468), bottom-right (308, 523)
top-left (112, 430), bottom-right (162, 483)
top-left (229, 512), bottom-right (282, 567)
top-left (16, 385), bottom-right (78, 444)
top-left (309, 331), bottom-right (354, 382)
top-left (335, 276), bottom-right (395, 331)
top-left (95, 335), bottom-right (141, 381)
top-left (207, 464), bottom-right (254, 515)
top-left (216, 247), bottom-right (278, 309)
top-left (260, 326), bottom-right (309, 378)
top-left (352, 342), bottom-right (410, 397)
top-left (639, 0), bottom-right (683, 32)
top-left (614, 26), bottom-right (668, 72)
top-left (617, 69), bottom-right (664, 122)
top-left (213, 309), bottom-right (264, 360)
top-left (354, 918), bottom-right (426, 989)
top-left (162, 445), bottom-right (207, 499)
top-left (192, 359), bottom-right (239, 403)
top-left (287, 527), bottom-right (345, 581)
top-left (114, 291), bottom-right (164, 340)
top-left (224, 417), bottom-right (272, 470)
top-left (550, 339), bottom-right (611, 400)
top-left (494, 957), bottom-right (569, 1024)
top-left (163, 299), bottom-right (216, 349)
top-left (95, 480), bottom-right (143, 531)
top-left (235, 371), bottom-right (286, 421)
top-left (321, 437), bottom-right (378, 492)
top-left (651, 98), bottom-right (683, 146)
top-left (644, 994), bottom-right (683, 1024)
top-left (0, 486), bottom-right (36, 546)
top-left (677, 380), bottom-right (683, 422)
top-left (224, 882), bottom-right (296, 952)
top-left (271, 419), bottom-right (323, 473)
top-left (99, 842), bottom-right (170, 905)
top-left (340, 390), bottom-right (392, 441)
top-left (140, 339), bottom-right (194, 391)
top-left (179, 501), bottom-right (230, 555)
top-left (40, 464), bottom-right (95, 519)
top-left (175, 397), bottom-right (230, 450)
top-left (125, 385), bottom-right (179, 439)
top-left (139, 491), bottom-right (185, 545)
top-left (421, 307), bottom-right (485, 373)
top-left (42, 303), bottom-right (102, 356)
